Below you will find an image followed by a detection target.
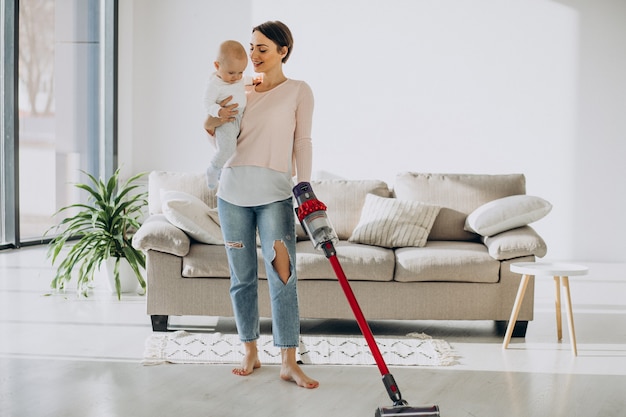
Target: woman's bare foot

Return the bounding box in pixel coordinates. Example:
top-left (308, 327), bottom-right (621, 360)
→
top-left (232, 341), bottom-right (261, 376)
top-left (280, 348), bottom-right (319, 389)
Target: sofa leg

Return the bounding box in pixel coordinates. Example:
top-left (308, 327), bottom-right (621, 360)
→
top-left (151, 315), bottom-right (170, 332)
top-left (495, 320), bottom-right (528, 338)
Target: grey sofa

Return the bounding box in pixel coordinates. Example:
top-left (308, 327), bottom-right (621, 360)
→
top-left (133, 171), bottom-right (549, 336)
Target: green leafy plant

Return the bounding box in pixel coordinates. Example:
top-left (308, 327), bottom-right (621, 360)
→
top-left (46, 168), bottom-right (148, 299)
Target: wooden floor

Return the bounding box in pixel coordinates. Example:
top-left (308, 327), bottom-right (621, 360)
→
top-left (1, 246), bottom-right (625, 417)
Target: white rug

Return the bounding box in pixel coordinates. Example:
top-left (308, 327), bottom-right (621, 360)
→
top-left (143, 330), bottom-right (458, 367)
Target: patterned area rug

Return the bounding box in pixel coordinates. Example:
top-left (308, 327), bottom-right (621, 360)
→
top-left (143, 330), bottom-right (458, 366)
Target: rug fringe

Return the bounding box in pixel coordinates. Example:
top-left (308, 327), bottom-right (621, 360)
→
top-left (405, 332), bottom-right (432, 340)
top-left (141, 332), bottom-right (170, 366)
top-left (407, 332), bottom-right (460, 366)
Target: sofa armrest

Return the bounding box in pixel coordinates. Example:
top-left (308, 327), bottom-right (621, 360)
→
top-left (482, 226), bottom-right (547, 260)
top-left (132, 214), bottom-right (190, 257)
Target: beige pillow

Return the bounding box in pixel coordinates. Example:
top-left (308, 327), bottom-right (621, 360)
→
top-left (482, 226), bottom-right (548, 260)
top-left (131, 215), bottom-right (190, 256)
top-left (161, 190), bottom-right (223, 244)
top-left (348, 194), bottom-right (440, 248)
top-left (464, 195), bottom-right (552, 237)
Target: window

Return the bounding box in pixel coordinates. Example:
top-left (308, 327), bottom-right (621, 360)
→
top-left (1, 0), bottom-right (116, 248)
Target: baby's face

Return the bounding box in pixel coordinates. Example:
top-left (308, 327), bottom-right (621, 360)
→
top-left (216, 57), bottom-right (248, 84)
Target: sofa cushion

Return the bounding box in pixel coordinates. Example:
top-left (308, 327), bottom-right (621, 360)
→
top-left (182, 244), bottom-right (231, 278)
top-left (295, 241), bottom-right (395, 282)
top-left (182, 241), bottom-right (395, 282)
top-left (161, 190), bottom-right (223, 245)
top-left (306, 179), bottom-right (391, 240)
top-left (393, 172), bottom-right (526, 241)
top-left (183, 244), bottom-right (269, 278)
top-left (348, 194), bottom-right (440, 248)
top-left (149, 171), bottom-right (217, 214)
top-left (464, 195), bottom-right (552, 236)
top-left (394, 241), bottom-right (500, 283)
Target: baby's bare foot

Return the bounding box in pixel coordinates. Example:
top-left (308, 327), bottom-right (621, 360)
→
top-left (280, 362), bottom-right (319, 389)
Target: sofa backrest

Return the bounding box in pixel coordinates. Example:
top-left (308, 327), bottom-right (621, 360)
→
top-left (147, 171), bottom-right (527, 243)
top-left (148, 171), bottom-right (217, 214)
top-left (393, 172), bottom-right (526, 241)
top-left (148, 172), bottom-right (391, 241)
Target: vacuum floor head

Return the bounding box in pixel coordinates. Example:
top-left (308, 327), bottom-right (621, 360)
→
top-left (375, 404), bottom-right (440, 416)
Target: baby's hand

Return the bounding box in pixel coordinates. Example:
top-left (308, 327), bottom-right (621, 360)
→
top-left (253, 75), bottom-right (263, 85)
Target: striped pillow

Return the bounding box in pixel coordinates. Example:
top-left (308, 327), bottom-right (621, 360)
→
top-left (348, 194), bottom-right (440, 248)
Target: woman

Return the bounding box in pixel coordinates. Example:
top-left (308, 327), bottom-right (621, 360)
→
top-left (204, 21), bottom-right (318, 389)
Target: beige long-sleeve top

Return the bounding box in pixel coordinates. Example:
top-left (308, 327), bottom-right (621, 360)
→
top-left (217, 79), bottom-right (314, 206)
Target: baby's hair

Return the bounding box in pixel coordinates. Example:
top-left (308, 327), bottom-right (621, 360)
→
top-left (217, 40), bottom-right (247, 64)
top-left (253, 21), bottom-right (293, 63)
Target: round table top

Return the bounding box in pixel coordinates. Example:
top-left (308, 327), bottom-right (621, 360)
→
top-left (511, 262), bottom-right (589, 276)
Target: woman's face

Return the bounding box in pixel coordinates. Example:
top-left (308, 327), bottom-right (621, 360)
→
top-left (249, 30), bottom-right (286, 73)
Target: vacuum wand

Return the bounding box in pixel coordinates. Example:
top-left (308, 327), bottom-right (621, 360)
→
top-left (293, 182), bottom-right (440, 417)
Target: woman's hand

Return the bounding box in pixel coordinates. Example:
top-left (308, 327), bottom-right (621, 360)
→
top-left (204, 96), bottom-right (239, 135)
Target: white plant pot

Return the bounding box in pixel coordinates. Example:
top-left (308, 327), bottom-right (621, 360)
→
top-left (105, 257), bottom-right (141, 294)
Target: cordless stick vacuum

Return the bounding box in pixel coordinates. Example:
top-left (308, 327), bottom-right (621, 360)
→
top-left (293, 182), bottom-right (441, 417)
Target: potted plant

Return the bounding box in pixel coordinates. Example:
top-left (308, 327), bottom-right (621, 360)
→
top-left (46, 168), bottom-right (148, 299)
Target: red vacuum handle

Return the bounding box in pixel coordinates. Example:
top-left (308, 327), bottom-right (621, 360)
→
top-left (324, 243), bottom-right (389, 376)
top-left (325, 243), bottom-right (405, 405)
top-left (295, 184), bottom-right (410, 407)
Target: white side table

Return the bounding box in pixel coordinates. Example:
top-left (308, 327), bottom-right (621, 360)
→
top-left (503, 261), bottom-right (589, 356)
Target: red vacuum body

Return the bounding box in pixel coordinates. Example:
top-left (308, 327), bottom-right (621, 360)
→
top-left (293, 182), bottom-right (441, 417)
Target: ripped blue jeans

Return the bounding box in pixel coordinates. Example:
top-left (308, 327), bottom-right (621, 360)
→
top-left (217, 197), bottom-right (300, 348)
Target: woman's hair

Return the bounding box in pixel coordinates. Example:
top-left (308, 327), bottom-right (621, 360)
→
top-left (253, 21), bottom-right (293, 63)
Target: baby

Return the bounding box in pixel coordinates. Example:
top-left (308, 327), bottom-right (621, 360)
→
top-left (203, 40), bottom-right (250, 189)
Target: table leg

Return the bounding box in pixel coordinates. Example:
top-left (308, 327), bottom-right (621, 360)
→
top-left (554, 276), bottom-right (562, 340)
top-left (503, 273), bottom-right (531, 349)
top-left (561, 276), bottom-right (578, 356)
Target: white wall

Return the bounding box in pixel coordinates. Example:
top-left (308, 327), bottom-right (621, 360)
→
top-left (117, 0), bottom-right (252, 175)
top-left (118, 0), bottom-right (626, 263)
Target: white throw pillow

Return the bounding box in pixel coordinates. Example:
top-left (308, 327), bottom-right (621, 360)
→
top-left (348, 194), bottom-right (440, 248)
top-left (464, 195), bottom-right (552, 237)
top-left (161, 190), bottom-right (223, 244)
